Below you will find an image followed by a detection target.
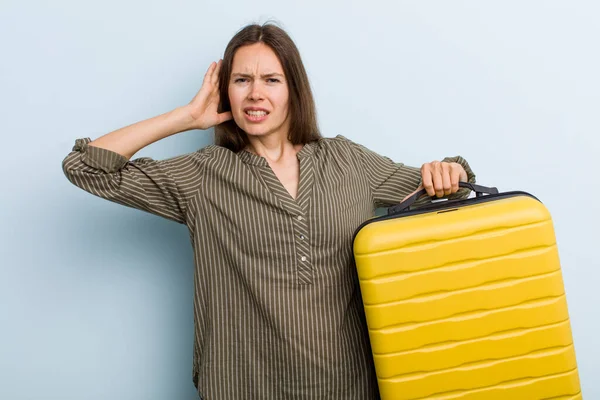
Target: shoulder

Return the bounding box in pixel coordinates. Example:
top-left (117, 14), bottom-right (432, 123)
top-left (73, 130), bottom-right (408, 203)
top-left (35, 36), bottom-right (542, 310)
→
top-left (181, 144), bottom-right (233, 165)
top-left (302, 134), bottom-right (371, 175)
top-left (193, 144), bottom-right (221, 160)
top-left (312, 134), bottom-right (364, 158)
top-left (317, 134), bottom-right (357, 148)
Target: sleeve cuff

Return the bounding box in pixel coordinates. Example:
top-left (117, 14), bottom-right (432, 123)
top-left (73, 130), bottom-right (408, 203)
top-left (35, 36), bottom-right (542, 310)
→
top-left (442, 155), bottom-right (476, 184)
top-left (73, 138), bottom-right (129, 173)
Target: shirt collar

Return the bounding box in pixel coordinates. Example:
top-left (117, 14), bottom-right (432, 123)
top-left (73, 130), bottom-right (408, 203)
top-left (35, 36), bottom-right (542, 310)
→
top-left (237, 140), bottom-right (317, 166)
top-left (237, 149), bottom-right (267, 166)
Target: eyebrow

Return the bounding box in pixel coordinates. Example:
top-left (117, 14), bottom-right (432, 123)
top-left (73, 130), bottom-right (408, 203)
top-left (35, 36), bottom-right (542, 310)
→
top-left (231, 72), bottom-right (285, 78)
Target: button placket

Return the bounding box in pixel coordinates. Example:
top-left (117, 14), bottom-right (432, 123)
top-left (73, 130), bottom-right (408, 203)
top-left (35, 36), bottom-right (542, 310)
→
top-left (293, 212), bottom-right (312, 285)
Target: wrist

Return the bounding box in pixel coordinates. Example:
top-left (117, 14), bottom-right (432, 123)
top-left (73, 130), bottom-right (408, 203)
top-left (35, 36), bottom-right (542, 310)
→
top-left (172, 105), bottom-right (199, 131)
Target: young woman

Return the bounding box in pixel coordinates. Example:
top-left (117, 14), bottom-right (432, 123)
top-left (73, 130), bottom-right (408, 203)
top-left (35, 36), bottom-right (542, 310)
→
top-left (63, 22), bottom-right (476, 399)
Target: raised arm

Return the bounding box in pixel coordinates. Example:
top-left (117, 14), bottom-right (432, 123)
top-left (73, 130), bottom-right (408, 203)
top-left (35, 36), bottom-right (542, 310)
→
top-left (86, 60), bottom-right (231, 159)
top-left (62, 60), bottom-right (232, 224)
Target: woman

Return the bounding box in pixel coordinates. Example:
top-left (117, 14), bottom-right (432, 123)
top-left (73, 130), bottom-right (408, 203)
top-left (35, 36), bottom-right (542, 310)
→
top-left (63, 22), bottom-right (475, 399)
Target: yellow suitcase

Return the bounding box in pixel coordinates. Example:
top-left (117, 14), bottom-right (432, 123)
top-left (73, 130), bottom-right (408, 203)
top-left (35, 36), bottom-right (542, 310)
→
top-left (353, 183), bottom-right (582, 399)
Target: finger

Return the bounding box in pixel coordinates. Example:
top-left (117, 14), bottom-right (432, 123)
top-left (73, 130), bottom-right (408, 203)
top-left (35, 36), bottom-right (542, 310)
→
top-left (442, 163), bottom-right (452, 196)
top-left (450, 164), bottom-right (461, 193)
top-left (421, 165), bottom-right (435, 197)
top-left (432, 162), bottom-right (444, 197)
top-left (458, 165), bottom-right (468, 182)
top-left (203, 61), bottom-right (217, 86)
top-left (211, 59), bottom-right (222, 87)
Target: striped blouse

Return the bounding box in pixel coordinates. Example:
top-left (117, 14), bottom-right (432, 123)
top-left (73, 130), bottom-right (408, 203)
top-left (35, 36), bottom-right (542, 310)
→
top-left (62, 134), bottom-right (475, 399)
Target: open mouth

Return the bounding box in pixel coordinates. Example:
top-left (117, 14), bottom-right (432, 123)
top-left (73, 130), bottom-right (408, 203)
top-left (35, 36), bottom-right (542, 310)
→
top-left (245, 110), bottom-right (269, 117)
top-left (244, 109), bottom-right (270, 122)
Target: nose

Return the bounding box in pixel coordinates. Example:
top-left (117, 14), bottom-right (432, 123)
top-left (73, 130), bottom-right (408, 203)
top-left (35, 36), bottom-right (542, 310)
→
top-left (248, 82), bottom-right (264, 101)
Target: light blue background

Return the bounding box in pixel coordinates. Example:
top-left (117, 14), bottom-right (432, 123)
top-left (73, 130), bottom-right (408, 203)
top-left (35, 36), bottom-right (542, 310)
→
top-left (1, 0), bottom-right (598, 398)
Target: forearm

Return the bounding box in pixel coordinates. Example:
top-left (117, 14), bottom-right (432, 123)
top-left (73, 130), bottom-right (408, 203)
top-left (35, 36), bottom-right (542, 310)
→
top-left (89, 105), bottom-right (196, 159)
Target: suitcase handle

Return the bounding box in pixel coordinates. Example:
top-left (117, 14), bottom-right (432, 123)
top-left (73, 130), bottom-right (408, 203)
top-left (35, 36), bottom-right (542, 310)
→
top-left (388, 182), bottom-right (499, 214)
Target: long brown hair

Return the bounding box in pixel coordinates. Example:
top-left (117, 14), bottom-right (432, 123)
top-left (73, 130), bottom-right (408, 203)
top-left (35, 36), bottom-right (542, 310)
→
top-left (215, 22), bottom-right (321, 152)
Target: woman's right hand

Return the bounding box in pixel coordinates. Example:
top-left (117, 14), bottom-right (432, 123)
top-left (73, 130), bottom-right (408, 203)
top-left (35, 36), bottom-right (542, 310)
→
top-left (186, 59), bottom-right (233, 130)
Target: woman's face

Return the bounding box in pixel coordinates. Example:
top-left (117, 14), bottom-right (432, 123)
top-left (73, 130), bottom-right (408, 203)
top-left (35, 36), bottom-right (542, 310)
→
top-left (228, 42), bottom-right (290, 141)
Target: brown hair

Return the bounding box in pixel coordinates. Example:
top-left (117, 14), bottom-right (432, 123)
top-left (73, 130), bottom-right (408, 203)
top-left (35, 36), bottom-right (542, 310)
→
top-left (215, 22), bottom-right (321, 152)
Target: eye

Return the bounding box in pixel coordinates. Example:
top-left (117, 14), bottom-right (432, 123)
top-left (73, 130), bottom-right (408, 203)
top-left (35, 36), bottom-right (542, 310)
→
top-left (234, 78), bottom-right (247, 83)
top-left (266, 78), bottom-right (280, 83)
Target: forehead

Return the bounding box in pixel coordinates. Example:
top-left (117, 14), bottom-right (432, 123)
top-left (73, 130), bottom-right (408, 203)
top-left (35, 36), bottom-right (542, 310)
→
top-left (231, 42), bottom-right (284, 74)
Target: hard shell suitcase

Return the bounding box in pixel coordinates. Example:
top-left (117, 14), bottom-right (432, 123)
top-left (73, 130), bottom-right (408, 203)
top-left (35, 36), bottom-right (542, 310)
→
top-left (353, 183), bottom-right (582, 400)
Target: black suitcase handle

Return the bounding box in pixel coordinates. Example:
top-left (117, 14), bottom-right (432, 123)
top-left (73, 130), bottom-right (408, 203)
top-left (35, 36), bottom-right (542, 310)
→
top-left (388, 182), bottom-right (499, 214)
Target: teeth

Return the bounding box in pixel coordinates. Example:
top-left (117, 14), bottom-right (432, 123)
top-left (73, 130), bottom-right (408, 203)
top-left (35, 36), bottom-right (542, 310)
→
top-left (246, 110), bottom-right (267, 117)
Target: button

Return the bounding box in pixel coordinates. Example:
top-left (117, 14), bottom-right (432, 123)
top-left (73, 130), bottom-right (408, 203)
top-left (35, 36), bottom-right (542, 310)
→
top-left (299, 235), bottom-right (305, 240)
top-left (301, 256), bottom-right (307, 262)
top-left (297, 216), bottom-right (304, 221)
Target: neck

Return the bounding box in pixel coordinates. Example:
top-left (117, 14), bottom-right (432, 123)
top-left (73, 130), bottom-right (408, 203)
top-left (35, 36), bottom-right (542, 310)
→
top-left (246, 133), bottom-right (301, 163)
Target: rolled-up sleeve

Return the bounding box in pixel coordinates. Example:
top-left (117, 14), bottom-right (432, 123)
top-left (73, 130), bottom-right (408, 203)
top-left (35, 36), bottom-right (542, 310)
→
top-left (341, 135), bottom-right (476, 208)
top-left (62, 138), bottom-right (205, 224)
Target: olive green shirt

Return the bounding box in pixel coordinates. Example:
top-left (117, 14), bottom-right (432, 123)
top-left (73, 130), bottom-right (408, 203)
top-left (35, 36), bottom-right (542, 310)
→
top-left (62, 134), bottom-right (475, 399)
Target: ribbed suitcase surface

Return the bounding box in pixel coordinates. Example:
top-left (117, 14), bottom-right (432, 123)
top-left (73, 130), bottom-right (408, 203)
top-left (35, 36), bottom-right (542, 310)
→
top-left (353, 192), bottom-right (581, 399)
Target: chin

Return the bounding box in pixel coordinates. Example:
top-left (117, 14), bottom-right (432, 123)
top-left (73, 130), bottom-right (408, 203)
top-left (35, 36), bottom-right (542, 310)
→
top-left (247, 132), bottom-right (276, 141)
top-left (240, 125), bottom-right (272, 137)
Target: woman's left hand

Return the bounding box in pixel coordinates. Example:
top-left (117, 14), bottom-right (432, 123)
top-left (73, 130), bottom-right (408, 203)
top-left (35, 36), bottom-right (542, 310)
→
top-left (421, 161), bottom-right (468, 198)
